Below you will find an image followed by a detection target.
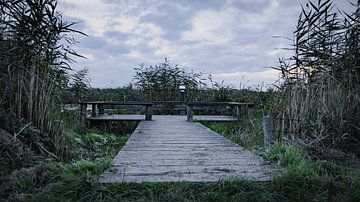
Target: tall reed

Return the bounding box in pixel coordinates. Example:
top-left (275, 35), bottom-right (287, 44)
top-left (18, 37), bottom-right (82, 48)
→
top-left (272, 0), bottom-right (360, 154)
top-left (0, 0), bottom-right (84, 156)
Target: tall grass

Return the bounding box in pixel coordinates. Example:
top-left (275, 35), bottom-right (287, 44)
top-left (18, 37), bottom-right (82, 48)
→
top-left (12, 139), bottom-right (359, 202)
top-left (272, 0), bottom-right (360, 155)
top-left (202, 117), bottom-right (264, 149)
top-left (0, 0), bottom-right (85, 164)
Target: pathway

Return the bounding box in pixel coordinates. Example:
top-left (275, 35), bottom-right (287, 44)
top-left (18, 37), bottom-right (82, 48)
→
top-left (99, 115), bottom-right (272, 182)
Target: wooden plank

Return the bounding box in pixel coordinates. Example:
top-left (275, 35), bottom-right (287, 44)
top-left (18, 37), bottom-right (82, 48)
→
top-left (79, 101), bottom-right (153, 106)
top-left (187, 105), bottom-right (193, 121)
top-left (112, 159), bottom-right (265, 166)
top-left (86, 115), bottom-right (238, 122)
top-left (186, 102), bottom-right (254, 107)
top-left (100, 171), bottom-right (271, 183)
top-left (193, 115), bottom-right (237, 121)
top-left (103, 165), bottom-right (268, 176)
top-left (91, 104), bottom-right (96, 117)
top-left (145, 105), bottom-right (152, 120)
top-left (99, 116), bottom-right (274, 183)
top-left (87, 115), bottom-right (145, 121)
top-left (80, 103), bottom-right (87, 122)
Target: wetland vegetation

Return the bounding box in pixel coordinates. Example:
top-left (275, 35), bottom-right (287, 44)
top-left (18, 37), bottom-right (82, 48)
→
top-left (1, 0), bottom-right (359, 201)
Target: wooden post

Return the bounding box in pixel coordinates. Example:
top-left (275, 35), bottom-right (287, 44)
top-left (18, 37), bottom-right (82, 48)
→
top-left (80, 103), bottom-right (87, 122)
top-left (91, 104), bottom-right (96, 117)
top-left (235, 105), bottom-right (240, 119)
top-left (263, 115), bottom-right (272, 146)
top-left (98, 104), bottom-right (104, 115)
top-left (145, 105), bottom-right (152, 120)
top-left (180, 103), bottom-right (186, 116)
top-left (248, 106), bottom-right (254, 118)
top-left (187, 105), bottom-right (193, 121)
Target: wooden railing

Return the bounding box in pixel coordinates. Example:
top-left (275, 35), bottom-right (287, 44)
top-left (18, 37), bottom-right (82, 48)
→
top-left (186, 102), bottom-right (255, 121)
top-left (79, 101), bottom-right (254, 122)
top-left (79, 101), bottom-right (153, 121)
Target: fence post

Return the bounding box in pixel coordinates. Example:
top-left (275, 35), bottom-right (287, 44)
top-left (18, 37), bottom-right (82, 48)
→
top-left (145, 105), bottom-right (152, 120)
top-left (98, 104), bottom-right (105, 115)
top-left (187, 105), bottom-right (193, 121)
top-left (235, 105), bottom-right (240, 119)
top-left (248, 106), bottom-right (254, 119)
top-left (263, 115), bottom-right (272, 146)
top-left (180, 103), bottom-right (186, 116)
top-left (80, 103), bottom-right (87, 122)
top-left (91, 104), bottom-right (96, 117)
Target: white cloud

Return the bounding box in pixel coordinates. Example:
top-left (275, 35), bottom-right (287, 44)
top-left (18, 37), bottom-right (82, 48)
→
top-left (57, 0), bottom-right (356, 88)
top-left (182, 9), bottom-right (234, 44)
top-left (213, 69), bottom-right (280, 88)
top-left (60, 0), bottom-right (111, 36)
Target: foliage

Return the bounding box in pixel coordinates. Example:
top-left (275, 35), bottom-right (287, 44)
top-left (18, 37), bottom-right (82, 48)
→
top-left (2, 112), bottom-right (359, 202)
top-left (89, 121), bottom-right (140, 135)
top-left (82, 84), bottom-right (142, 102)
top-left (271, 0), bottom-right (360, 154)
top-left (73, 132), bottom-right (130, 157)
top-left (203, 117), bottom-right (263, 150)
top-left (133, 58), bottom-right (205, 101)
top-left (0, 0), bottom-right (85, 161)
top-left (7, 141), bottom-right (359, 202)
top-left (0, 130), bottom-right (129, 201)
top-left (69, 68), bottom-right (91, 103)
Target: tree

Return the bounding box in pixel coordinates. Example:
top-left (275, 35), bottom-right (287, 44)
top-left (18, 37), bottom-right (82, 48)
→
top-left (133, 58), bottom-right (204, 101)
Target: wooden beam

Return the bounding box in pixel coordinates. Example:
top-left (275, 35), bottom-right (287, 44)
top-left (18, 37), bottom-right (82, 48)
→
top-left (80, 103), bottom-right (87, 122)
top-left (145, 105), bottom-right (152, 120)
top-left (235, 105), bottom-right (240, 119)
top-left (187, 105), bottom-right (193, 121)
top-left (263, 115), bottom-right (272, 146)
top-left (91, 104), bottom-right (96, 117)
top-left (98, 104), bottom-right (105, 115)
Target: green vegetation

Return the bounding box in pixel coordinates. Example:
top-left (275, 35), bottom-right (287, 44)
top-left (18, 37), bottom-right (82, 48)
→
top-left (271, 0), bottom-right (360, 155)
top-left (1, 0), bottom-right (359, 201)
top-left (133, 58), bottom-right (205, 101)
top-left (3, 130), bottom-right (359, 201)
top-left (202, 117), bottom-right (264, 150)
top-left (0, 0), bottom-right (85, 173)
top-left (0, 130), bottom-right (130, 201)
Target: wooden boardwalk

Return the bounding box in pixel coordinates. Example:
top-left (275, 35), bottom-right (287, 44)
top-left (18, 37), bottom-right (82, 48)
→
top-left (87, 114), bottom-right (238, 122)
top-left (99, 116), bottom-right (272, 183)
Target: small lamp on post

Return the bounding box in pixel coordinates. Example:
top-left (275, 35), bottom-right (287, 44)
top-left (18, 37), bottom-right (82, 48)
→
top-left (179, 84), bottom-right (186, 102)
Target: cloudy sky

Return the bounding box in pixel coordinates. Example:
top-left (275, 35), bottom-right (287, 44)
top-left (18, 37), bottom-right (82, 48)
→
top-left (58, 0), bottom-right (353, 89)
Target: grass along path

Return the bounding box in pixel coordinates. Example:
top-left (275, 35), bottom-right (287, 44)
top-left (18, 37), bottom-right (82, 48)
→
top-left (3, 122), bottom-right (360, 201)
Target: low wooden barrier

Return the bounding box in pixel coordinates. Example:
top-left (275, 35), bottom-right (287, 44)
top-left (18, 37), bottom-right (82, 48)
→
top-left (79, 101), bottom-right (153, 121)
top-left (79, 101), bottom-right (254, 122)
top-left (186, 102), bottom-right (254, 121)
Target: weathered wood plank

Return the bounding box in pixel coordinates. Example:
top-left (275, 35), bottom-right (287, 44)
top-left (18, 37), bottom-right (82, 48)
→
top-left (87, 115), bottom-right (238, 122)
top-left (99, 116), bottom-right (274, 183)
top-left (112, 159), bottom-right (265, 166)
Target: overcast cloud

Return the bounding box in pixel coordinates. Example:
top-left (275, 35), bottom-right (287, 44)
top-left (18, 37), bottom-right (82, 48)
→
top-left (58, 0), bottom-right (353, 88)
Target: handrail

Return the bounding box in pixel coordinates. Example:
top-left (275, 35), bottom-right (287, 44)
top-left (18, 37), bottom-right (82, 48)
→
top-left (79, 101), bottom-right (255, 122)
top-left (79, 101), bottom-right (153, 105)
top-left (186, 101), bottom-right (254, 107)
top-left (185, 102), bottom-right (254, 121)
top-left (79, 101), bottom-right (153, 121)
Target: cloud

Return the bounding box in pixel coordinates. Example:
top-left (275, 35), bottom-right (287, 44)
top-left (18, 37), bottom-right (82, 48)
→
top-left (182, 9), bottom-right (234, 44)
top-left (212, 69), bottom-right (280, 89)
top-left (57, 0), bottom-right (355, 88)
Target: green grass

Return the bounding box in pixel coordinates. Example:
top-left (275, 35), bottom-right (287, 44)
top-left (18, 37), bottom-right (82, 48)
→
top-left (201, 117), bottom-right (263, 150)
top-left (4, 120), bottom-right (360, 202)
top-left (28, 150), bottom-right (360, 202)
